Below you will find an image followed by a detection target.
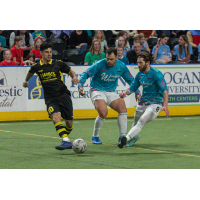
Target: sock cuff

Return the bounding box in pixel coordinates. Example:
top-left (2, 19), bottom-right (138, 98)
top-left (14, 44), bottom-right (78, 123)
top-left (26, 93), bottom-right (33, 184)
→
top-left (55, 122), bottom-right (63, 127)
top-left (97, 116), bottom-right (105, 121)
top-left (118, 113), bottom-right (127, 116)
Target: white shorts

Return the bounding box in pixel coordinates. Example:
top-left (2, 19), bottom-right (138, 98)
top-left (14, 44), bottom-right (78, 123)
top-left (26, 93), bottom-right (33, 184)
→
top-left (135, 104), bottom-right (163, 117)
top-left (90, 90), bottom-right (120, 106)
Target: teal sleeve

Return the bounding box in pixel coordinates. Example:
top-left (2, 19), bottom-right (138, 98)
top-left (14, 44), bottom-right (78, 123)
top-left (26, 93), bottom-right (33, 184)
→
top-left (78, 62), bottom-right (101, 90)
top-left (127, 73), bottom-right (141, 95)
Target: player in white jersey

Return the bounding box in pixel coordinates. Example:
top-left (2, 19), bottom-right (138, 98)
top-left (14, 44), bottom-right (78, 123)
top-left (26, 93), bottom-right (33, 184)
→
top-left (118, 51), bottom-right (169, 148)
top-left (78, 48), bottom-right (140, 145)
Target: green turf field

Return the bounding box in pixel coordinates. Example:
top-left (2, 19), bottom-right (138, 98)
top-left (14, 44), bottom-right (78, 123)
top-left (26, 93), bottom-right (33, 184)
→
top-left (0, 116), bottom-right (200, 169)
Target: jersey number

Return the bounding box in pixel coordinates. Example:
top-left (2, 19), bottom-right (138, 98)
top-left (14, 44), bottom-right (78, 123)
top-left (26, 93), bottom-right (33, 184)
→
top-left (48, 106), bottom-right (54, 114)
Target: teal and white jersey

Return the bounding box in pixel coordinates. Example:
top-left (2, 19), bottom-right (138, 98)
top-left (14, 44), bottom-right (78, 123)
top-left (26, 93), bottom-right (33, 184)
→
top-left (128, 67), bottom-right (168, 105)
top-left (78, 58), bottom-right (139, 95)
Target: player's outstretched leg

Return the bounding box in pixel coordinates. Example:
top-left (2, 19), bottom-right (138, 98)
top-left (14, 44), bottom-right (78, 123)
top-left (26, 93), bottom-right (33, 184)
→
top-left (124, 106), bottom-right (159, 148)
top-left (92, 116), bottom-right (104, 144)
top-left (54, 121), bottom-right (73, 150)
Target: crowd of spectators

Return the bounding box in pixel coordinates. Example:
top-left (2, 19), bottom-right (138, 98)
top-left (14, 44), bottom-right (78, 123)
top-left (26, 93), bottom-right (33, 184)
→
top-left (0, 30), bottom-right (200, 66)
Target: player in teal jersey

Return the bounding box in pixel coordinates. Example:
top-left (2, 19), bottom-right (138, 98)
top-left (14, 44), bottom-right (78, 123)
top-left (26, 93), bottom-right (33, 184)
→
top-left (78, 48), bottom-right (140, 145)
top-left (118, 51), bottom-right (169, 148)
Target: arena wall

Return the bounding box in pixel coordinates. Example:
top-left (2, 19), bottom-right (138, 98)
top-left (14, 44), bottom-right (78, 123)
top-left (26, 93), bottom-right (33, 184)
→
top-left (0, 64), bottom-right (200, 121)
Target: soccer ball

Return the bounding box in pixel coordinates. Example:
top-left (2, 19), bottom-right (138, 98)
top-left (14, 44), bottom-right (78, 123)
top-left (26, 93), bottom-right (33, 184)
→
top-left (72, 138), bottom-right (87, 154)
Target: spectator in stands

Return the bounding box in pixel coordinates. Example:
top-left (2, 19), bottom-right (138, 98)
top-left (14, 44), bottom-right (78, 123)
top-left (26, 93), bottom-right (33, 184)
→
top-left (173, 35), bottom-right (193, 63)
top-left (0, 34), bottom-right (6, 48)
top-left (132, 33), bottom-right (150, 52)
top-left (0, 49), bottom-right (17, 66)
top-left (117, 45), bottom-right (129, 64)
top-left (50, 30), bottom-right (61, 38)
top-left (32, 30), bottom-right (45, 39)
top-left (198, 43), bottom-right (200, 62)
top-left (115, 31), bottom-right (131, 50)
top-left (10, 36), bottom-right (23, 65)
top-left (20, 53), bottom-right (35, 66)
top-left (93, 30), bottom-right (108, 51)
top-left (30, 36), bottom-right (43, 61)
top-left (126, 40), bottom-right (146, 64)
top-left (69, 30), bottom-right (89, 54)
top-left (186, 30), bottom-right (200, 48)
top-left (112, 30), bottom-right (137, 37)
top-left (116, 36), bottom-right (129, 57)
top-left (152, 33), bottom-right (171, 64)
top-left (9, 30), bottom-right (34, 51)
top-left (156, 30), bottom-right (177, 38)
top-left (86, 30), bottom-right (93, 37)
top-left (84, 40), bottom-right (106, 65)
top-left (59, 30), bottom-right (74, 41)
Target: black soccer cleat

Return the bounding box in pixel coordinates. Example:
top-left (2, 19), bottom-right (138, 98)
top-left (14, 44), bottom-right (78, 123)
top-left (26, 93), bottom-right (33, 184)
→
top-left (118, 136), bottom-right (127, 149)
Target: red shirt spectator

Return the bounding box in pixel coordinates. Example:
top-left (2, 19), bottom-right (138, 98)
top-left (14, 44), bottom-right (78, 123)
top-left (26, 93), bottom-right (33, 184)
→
top-left (11, 46), bottom-right (23, 63)
top-left (30, 36), bottom-right (43, 59)
top-left (30, 48), bottom-right (42, 59)
top-left (0, 60), bottom-right (17, 66)
top-left (0, 49), bottom-right (17, 66)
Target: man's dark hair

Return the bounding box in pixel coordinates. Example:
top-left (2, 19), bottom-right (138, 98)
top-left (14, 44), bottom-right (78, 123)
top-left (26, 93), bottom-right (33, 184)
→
top-left (137, 51), bottom-right (152, 64)
top-left (106, 47), bottom-right (117, 56)
top-left (40, 42), bottom-right (53, 52)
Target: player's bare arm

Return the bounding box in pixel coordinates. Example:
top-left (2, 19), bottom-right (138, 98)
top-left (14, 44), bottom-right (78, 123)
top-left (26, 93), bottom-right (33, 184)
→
top-left (162, 92), bottom-right (169, 117)
top-left (69, 70), bottom-right (79, 85)
top-left (23, 72), bottom-right (34, 88)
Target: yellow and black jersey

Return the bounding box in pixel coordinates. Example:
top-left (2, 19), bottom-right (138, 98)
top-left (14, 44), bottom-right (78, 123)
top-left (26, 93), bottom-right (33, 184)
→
top-left (29, 59), bottom-right (71, 100)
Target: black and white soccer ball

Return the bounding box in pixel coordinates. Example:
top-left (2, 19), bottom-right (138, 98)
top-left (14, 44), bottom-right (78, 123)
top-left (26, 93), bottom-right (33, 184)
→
top-left (72, 139), bottom-right (87, 154)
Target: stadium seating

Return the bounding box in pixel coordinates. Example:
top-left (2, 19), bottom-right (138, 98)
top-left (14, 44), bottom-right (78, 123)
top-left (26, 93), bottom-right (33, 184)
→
top-left (167, 38), bottom-right (179, 50)
top-left (174, 30), bottom-right (188, 38)
top-left (103, 30), bottom-right (113, 42)
top-left (128, 37), bottom-right (134, 47)
top-left (52, 50), bottom-right (63, 60)
top-left (64, 62), bottom-right (76, 65)
top-left (147, 38), bottom-right (158, 49)
top-left (1, 30), bottom-right (12, 47)
top-left (51, 41), bottom-right (66, 53)
top-left (83, 49), bottom-right (89, 60)
top-left (65, 38), bottom-right (70, 49)
top-left (63, 49), bottom-right (79, 61)
top-left (45, 37), bottom-right (63, 43)
top-left (67, 54), bottom-right (84, 64)
top-left (88, 37), bottom-right (93, 46)
top-left (108, 38), bottom-right (116, 47)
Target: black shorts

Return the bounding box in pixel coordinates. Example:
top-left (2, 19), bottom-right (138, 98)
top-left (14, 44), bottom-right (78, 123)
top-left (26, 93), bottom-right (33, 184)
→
top-left (45, 93), bottom-right (73, 120)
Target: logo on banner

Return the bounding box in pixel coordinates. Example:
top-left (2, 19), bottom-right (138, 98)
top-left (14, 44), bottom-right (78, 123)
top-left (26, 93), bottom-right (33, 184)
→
top-left (28, 75), bottom-right (44, 99)
top-left (0, 70), bottom-right (8, 86)
top-left (28, 75), bottom-right (66, 99)
top-left (0, 70), bottom-right (22, 107)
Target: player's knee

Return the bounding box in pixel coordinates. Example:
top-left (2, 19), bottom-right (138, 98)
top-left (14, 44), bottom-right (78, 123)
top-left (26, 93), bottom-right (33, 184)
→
top-left (98, 111), bottom-right (107, 119)
top-left (51, 113), bottom-right (61, 124)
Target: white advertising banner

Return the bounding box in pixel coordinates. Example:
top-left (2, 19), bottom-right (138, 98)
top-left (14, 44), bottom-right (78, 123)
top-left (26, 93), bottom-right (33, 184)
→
top-left (1, 64), bottom-right (200, 113)
top-left (0, 67), bottom-right (27, 111)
